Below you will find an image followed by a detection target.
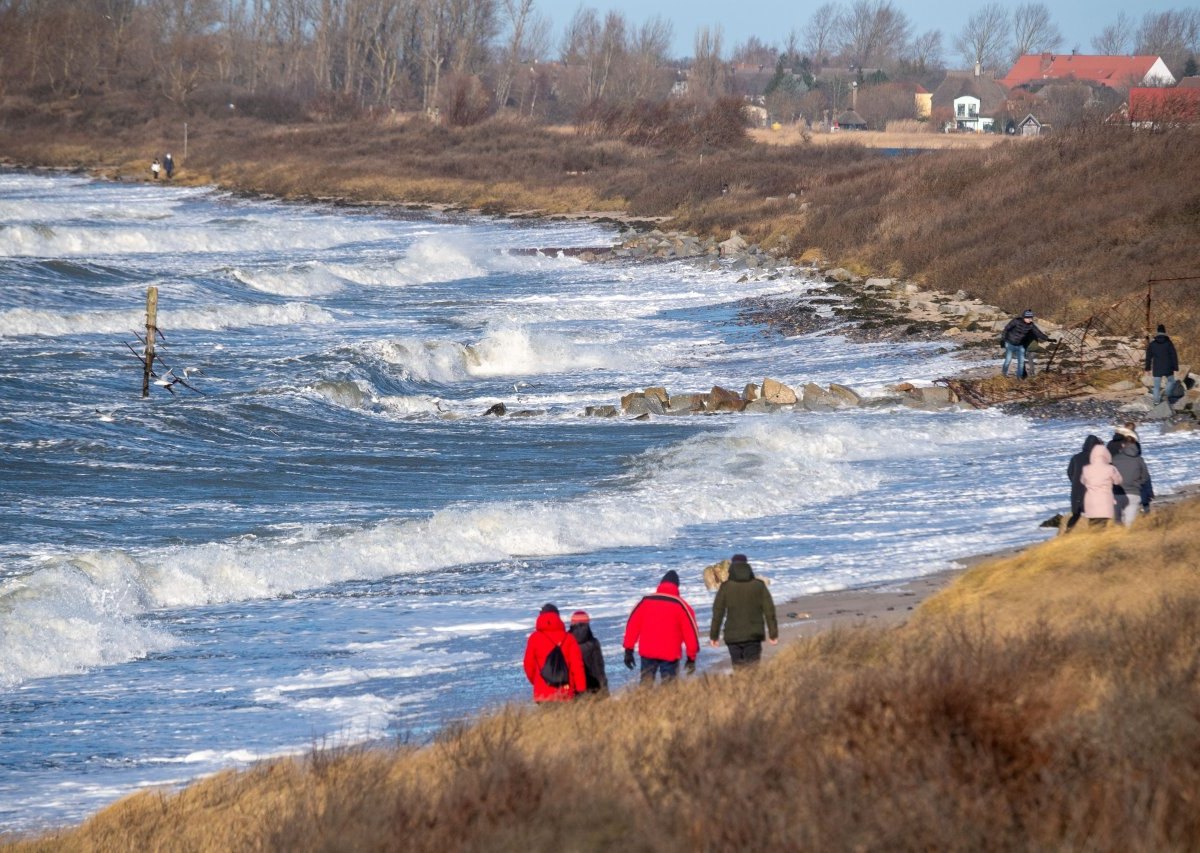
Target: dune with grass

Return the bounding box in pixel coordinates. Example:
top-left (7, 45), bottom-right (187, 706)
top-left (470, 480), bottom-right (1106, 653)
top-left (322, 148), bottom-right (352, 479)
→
top-left (7, 496), bottom-right (1199, 851)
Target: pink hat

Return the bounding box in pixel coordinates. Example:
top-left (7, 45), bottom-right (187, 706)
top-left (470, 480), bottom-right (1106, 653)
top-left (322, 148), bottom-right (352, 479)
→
top-left (570, 610), bottom-right (590, 624)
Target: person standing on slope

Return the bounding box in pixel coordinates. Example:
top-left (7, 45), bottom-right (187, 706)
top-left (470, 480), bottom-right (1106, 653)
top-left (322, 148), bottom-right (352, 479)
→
top-left (1065, 434), bottom-right (1103, 530)
top-left (567, 610), bottom-right (608, 695)
top-left (623, 570), bottom-right (700, 684)
top-left (1081, 443), bottom-right (1123, 528)
top-left (523, 603), bottom-right (586, 703)
top-left (1145, 324), bottom-right (1179, 405)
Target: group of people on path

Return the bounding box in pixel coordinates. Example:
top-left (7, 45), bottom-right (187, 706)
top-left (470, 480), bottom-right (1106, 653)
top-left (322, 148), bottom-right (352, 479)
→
top-left (150, 153), bottom-right (175, 180)
top-left (1066, 423), bottom-right (1154, 529)
top-left (523, 556), bottom-right (778, 703)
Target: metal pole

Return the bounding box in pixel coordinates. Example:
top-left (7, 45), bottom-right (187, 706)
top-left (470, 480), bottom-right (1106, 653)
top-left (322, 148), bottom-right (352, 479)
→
top-left (183, 123), bottom-right (188, 160)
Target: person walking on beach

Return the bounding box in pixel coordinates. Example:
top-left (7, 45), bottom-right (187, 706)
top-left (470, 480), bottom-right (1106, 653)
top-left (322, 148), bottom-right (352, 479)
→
top-left (1066, 434), bottom-right (1103, 530)
top-left (150, 158), bottom-right (161, 180)
top-left (567, 610), bottom-right (608, 695)
top-left (1001, 309), bottom-right (1051, 379)
top-left (163, 153), bottom-right (175, 179)
top-left (1111, 427), bottom-right (1150, 526)
top-left (622, 570), bottom-right (700, 684)
top-left (708, 554), bottom-right (778, 667)
top-left (1080, 442), bottom-right (1122, 527)
top-left (523, 603), bottom-right (586, 703)
top-left (1145, 324), bottom-right (1179, 405)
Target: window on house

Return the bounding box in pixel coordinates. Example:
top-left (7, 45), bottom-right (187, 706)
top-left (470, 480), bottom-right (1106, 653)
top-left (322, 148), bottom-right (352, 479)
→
top-left (957, 104), bottom-right (965, 116)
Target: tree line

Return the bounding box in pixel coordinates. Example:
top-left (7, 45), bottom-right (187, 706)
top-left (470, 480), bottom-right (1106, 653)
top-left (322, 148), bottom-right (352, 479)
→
top-left (0, 0), bottom-right (1196, 127)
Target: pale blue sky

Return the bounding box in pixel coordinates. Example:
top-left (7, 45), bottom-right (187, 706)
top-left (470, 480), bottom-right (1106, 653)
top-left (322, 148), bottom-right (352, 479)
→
top-left (534, 0), bottom-right (1185, 64)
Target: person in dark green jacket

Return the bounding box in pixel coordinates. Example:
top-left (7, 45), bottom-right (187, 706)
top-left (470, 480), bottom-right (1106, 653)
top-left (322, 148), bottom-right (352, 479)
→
top-left (708, 554), bottom-right (778, 667)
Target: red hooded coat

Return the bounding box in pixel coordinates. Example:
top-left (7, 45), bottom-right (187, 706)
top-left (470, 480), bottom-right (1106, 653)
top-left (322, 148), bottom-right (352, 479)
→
top-left (622, 580), bottom-right (700, 663)
top-left (523, 610), bottom-right (587, 702)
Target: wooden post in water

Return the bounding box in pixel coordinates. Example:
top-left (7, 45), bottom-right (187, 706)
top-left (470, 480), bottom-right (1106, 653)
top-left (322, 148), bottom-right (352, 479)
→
top-left (141, 286), bottom-right (158, 397)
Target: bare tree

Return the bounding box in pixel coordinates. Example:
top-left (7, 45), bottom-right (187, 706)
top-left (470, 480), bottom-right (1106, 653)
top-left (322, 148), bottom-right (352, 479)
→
top-left (561, 7), bottom-right (626, 103)
top-left (803, 3), bottom-right (841, 64)
top-left (147, 0), bottom-right (221, 103)
top-left (621, 16), bottom-right (673, 101)
top-left (904, 29), bottom-right (943, 73)
top-left (1136, 9), bottom-right (1200, 76)
top-left (954, 3), bottom-right (1010, 72)
top-left (1091, 12), bottom-right (1133, 55)
top-left (1010, 3), bottom-right (1061, 63)
top-left (837, 0), bottom-right (910, 68)
top-left (495, 0), bottom-right (536, 108)
top-left (690, 24), bottom-right (727, 99)
top-left (732, 35), bottom-right (776, 67)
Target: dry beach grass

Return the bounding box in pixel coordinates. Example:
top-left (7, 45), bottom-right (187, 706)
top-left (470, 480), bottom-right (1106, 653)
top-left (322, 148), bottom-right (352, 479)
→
top-left (8, 496), bottom-right (1200, 852)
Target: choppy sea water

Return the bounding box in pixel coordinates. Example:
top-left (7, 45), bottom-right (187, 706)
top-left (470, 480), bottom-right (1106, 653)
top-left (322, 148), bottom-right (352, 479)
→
top-left (1, 170), bottom-right (1196, 833)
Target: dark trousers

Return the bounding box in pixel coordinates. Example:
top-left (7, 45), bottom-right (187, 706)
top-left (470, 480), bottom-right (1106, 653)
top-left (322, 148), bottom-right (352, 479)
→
top-left (639, 657), bottom-right (678, 683)
top-left (727, 641), bottom-right (763, 667)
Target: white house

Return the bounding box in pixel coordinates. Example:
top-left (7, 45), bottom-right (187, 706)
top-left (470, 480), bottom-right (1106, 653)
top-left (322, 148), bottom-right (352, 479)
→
top-left (953, 95), bottom-right (994, 132)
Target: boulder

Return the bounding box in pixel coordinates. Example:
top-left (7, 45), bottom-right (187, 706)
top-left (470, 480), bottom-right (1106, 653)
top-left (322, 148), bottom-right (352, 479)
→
top-left (744, 399), bottom-right (780, 413)
top-left (483, 402), bottom-right (506, 416)
top-left (668, 393), bottom-right (705, 413)
top-left (802, 382), bottom-right (835, 410)
top-left (825, 267), bottom-right (854, 282)
top-left (1146, 401), bottom-right (1175, 420)
top-left (864, 277), bottom-right (894, 290)
top-left (509, 409), bottom-right (545, 417)
top-left (622, 393), bottom-right (665, 416)
top-left (828, 384), bottom-right (862, 406)
top-left (585, 405), bottom-right (618, 417)
top-left (643, 386), bottom-right (670, 407)
top-left (910, 385), bottom-right (953, 405)
top-left (761, 377), bottom-right (798, 405)
top-left (709, 385), bottom-right (742, 407)
top-left (743, 382), bottom-right (761, 401)
top-left (1106, 380), bottom-right (1138, 392)
top-left (719, 231), bottom-right (749, 257)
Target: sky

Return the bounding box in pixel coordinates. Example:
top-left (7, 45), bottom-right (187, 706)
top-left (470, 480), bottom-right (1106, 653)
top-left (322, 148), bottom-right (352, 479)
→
top-left (532, 0), bottom-right (1187, 65)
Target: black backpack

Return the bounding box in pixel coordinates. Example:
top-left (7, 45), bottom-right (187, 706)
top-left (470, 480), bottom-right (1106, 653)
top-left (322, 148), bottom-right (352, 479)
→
top-left (540, 641), bottom-right (570, 687)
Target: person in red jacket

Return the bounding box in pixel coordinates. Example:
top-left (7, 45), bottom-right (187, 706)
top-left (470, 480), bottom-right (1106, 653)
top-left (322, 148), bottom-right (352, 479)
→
top-left (523, 603), bottom-right (587, 703)
top-left (622, 570), bottom-right (700, 683)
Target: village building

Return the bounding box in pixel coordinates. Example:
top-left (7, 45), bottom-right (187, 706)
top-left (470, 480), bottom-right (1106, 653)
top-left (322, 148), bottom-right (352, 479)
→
top-left (1128, 86), bottom-right (1200, 129)
top-left (1002, 53), bottom-right (1176, 90)
top-left (931, 67), bottom-right (1009, 132)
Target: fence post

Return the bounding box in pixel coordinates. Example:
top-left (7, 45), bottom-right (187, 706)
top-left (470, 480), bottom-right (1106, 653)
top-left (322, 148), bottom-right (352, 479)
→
top-left (141, 286), bottom-right (158, 397)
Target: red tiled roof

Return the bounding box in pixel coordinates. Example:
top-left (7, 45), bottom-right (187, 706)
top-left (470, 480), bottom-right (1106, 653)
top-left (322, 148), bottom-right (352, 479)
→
top-left (1128, 87), bottom-right (1200, 123)
top-left (1002, 54), bottom-right (1164, 89)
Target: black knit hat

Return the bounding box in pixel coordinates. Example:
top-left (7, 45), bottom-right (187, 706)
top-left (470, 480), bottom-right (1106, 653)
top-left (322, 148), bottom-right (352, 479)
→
top-left (731, 553), bottom-right (748, 563)
top-left (1157, 324), bottom-right (1166, 334)
top-left (661, 569), bottom-right (680, 586)
top-left (540, 603), bottom-right (559, 615)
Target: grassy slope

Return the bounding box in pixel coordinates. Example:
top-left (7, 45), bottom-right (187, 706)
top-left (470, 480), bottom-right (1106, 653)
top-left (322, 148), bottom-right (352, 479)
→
top-left (7, 497), bottom-right (1200, 851)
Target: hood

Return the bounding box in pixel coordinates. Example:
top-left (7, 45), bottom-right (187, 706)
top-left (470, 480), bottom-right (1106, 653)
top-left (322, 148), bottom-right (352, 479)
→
top-left (535, 610), bottom-right (567, 635)
top-left (1118, 442), bottom-right (1141, 458)
top-left (1080, 434), bottom-right (1102, 454)
top-left (568, 622), bottom-right (594, 644)
top-left (655, 581), bottom-right (680, 596)
top-left (729, 559), bottom-right (754, 582)
top-left (1089, 444), bottom-right (1112, 465)
top-left (1154, 333), bottom-right (1171, 344)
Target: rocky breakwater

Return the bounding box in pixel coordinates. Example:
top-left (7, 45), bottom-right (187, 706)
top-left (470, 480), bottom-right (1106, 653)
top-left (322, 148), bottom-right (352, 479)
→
top-left (598, 229), bottom-right (791, 277)
top-left (583, 376), bottom-right (963, 420)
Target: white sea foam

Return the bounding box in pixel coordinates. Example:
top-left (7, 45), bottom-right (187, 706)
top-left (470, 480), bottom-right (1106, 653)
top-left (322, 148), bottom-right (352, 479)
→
top-left (231, 264), bottom-right (346, 296)
top-left (0, 413), bottom-right (1029, 688)
top-left (370, 324), bottom-right (627, 384)
top-left (0, 301), bottom-right (335, 338)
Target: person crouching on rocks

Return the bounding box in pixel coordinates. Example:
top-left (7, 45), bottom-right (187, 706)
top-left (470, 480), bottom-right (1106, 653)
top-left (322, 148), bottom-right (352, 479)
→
top-left (523, 603), bottom-right (586, 703)
top-left (622, 570), bottom-right (700, 684)
top-left (568, 610), bottom-right (608, 696)
top-left (709, 554), bottom-right (778, 667)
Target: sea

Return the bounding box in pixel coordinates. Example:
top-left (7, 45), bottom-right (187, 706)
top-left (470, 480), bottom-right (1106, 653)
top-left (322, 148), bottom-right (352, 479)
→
top-left (1, 170), bottom-right (1196, 833)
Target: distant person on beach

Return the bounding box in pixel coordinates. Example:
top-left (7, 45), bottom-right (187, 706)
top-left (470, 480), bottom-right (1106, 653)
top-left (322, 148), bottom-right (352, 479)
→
top-left (1145, 324), bottom-right (1179, 405)
top-left (150, 158), bottom-right (161, 180)
top-left (622, 570), bottom-right (700, 684)
top-left (163, 153), bottom-right (175, 179)
top-left (1111, 426), bottom-right (1150, 525)
top-left (1000, 309), bottom-right (1051, 379)
top-left (1065, 434), bottom-right (1103, 530)
top-left (1080, 443), bottom-right (1123, 527)
top-left (523, 603), bottom-right (586, 703)
top-left (708, 554), bottom-right (778, 667)
top-left (567, 610), bottom-right (608, 695)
